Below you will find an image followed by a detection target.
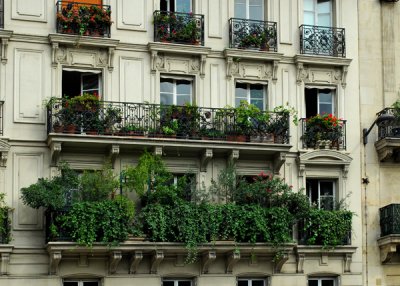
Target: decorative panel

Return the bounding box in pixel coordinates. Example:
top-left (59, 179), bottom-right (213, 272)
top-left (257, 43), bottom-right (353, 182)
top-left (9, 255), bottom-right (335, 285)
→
top-left (120, 57), bottom-right (144, 103)
top-left (279, 0), bottom-right (292, 44)
top-left (12, 0), bottom-right (47, 22)
top-left (13, 153), bottom-right (44, 230)
top-left (117, 0), bottom-right (146, 31)
top-left (209, 64), bottom-right (220, 108)
top-left (208, 0), bottom-right (222, 38)
top-left (282, 69), bottom-right (289, 105)
top-left (14, 49), bottom-right (44, 123)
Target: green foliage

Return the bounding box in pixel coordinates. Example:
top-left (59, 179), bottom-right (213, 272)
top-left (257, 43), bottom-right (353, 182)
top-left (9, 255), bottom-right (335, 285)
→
top-left (0, 193), bottom-right (11, 244)
top-left (302, 114), bottom-right (344, 147)
top-left (20, 163), bottom-right (79, 210)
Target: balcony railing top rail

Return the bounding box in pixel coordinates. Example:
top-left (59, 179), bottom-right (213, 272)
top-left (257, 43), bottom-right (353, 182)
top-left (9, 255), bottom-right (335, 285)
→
top-left (153, 10), bottom-right (204, 46)
top-left (229, 18), bottom-right (278, 52)
top-left (47, 99), bottom-right (290, 144)
top-left (376, 108), bottom-right (400, 140)
top-left (380, 204), bottom-right (400, 237)
top-left (299, 24), bottom-right (346, 58)
top-left (56, 1), bottom-right (111, 37)
top-left (300, 117), bottom-right (347, 150)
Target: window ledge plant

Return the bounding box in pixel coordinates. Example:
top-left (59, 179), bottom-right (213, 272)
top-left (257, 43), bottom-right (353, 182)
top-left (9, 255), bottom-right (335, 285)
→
top-left (0, 193), bottom-right (11, 244)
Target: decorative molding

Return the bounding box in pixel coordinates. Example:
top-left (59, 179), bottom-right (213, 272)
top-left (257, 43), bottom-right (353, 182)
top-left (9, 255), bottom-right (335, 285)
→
top-left (274, 252), bottom-right (289, 273)
top-left (202, 251), bottom-right (216, 274)
top-left (296, 253), bottom-right (305, 273)
top-left (377, 235), bottom-right (400, 264)
top-left (344, 253), bottom-right (352, 272)
top-left (109, 145), bottom-right (120, 168)
top-left (226, 251), bottom-right (240, 274)
top-left (150, 250), bottom-right (164, 274)
top-left (50, 142), bottom-right (62, 166)
top-left (78, 254), bottom-right (88, 267)
top-left (109, 251), bottom-right (122, 274)
top-left (375, 138), bottom-right (400, 162)
top-left (49, 251), bottom-right (62, 275)
top-left (229, 149), bottom-right (240, 165)
top-left (154, 146), bottom-right (163, 156)
top-left (0, 246), bottom-right (13, 275)
top-left (0, 140), bottom-right (10, 167)
top-left (129, 251), bottom-right (143, 274)
top-left (273, 152), bottom-right (287, 175)
top-left (0, 30), bottom-right (12, 64)
top-left (200, 149), bottom-right (213, 172)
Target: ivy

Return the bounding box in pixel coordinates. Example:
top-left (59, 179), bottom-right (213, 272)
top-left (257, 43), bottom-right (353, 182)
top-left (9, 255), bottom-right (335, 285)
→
top-left (0, 193), bottom-right (11, 244)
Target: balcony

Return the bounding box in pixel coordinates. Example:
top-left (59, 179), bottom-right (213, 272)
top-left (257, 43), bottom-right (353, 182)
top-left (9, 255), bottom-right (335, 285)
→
top-left (56, 1), bottom-right (111, 37)
top-left (378, 204), bottom-right (400, 263)
top-left (300, 115), bottom-right (347, 150)
top-left (374, 108), bottom-right (400, 161)
top-left (299, 25), bottom-right (345, 58)
top-left (153, 10), bottom-right (204, 46)
top-left (229, 18), bottom-right (277, 52)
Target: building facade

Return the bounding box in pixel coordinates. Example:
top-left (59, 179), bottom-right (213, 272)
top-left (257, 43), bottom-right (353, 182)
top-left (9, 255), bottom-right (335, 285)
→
top-left (0, 0), bottom-right (365, 286)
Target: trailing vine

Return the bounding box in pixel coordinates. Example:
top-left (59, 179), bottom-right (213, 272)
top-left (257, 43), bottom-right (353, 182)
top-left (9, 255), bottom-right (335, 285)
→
top-left (0, 193), bottom-right (11, 244)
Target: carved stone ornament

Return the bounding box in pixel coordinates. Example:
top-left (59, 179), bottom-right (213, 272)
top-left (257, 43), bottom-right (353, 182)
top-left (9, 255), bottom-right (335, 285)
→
top-left (0, 139), bottom-right (10, 167)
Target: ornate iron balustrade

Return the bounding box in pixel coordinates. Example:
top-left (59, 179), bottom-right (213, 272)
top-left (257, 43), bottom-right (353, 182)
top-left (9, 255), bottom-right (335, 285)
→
top-left (300, 117), bottom-right (347, 150)
top-left (299, 25), bottom-right (345, 57)
top-left (56, 1), bottom-right (111, 37)
top-left (229, 18), bottom-right (277, 52)
top-left (380, 204), bottom-right (400, 236)
top-left (153, 10), bottom-right (204, 45)
top-left (376, 108), bottom-right (400, 140)
top-left (47, 99), bottom-right (290, 144)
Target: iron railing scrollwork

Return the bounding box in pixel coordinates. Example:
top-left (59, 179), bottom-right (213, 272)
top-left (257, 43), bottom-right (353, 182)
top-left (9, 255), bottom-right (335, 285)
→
top-left (300, 25), bottom-right (345, 57)
top-left (380, 204), bottom-right (400, 236)
top-left (229, 18), bottom-right (277, 52)
top-left (376, 108), bottom-right (400, 140)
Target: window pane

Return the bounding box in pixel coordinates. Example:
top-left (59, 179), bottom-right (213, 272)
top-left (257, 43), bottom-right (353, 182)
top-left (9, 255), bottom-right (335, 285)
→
top-left (319, 91), bottom-right (332, 103)
top-left (236, 98), bottom-right (247, 107)
top-left (161, 79), bottom-right (174, 93)
top-left (83, 282), bottom-right (99, 286)
top-left (82, 74), bottom-right (99, 91)
top-left (318, 0), bottom-right (331, 13)
top-left (178, 281), bottom-right (191, 286)
top-left (236, 83), bottom-right (247, 98)
top-left (304, 11), bottom-right (315, 25)
top-left (161, 93), bottom-right (174, 105)
top-left (177, 95), bottom-right (191, 105)
top-left (321, 280), bottom-right (334, 286)
top-left (235, 0), bottom-right (246, 18)
top-left (249, 0), bottom-right (263, 20)
top-left (319, 104), bottom-right (333, 115)
top-left (252, 280), bottom-right (265, 286)
top-left (308, 280), bottom-right (318, 286)
top-left (250, 85), bottom-right (264, 99)
top-left (304, 0), bottom-right (314, 11)
top-left (176, 0), bottom-right (191, 13)
top-left (238, 281), bottom-right (248, 286)
top-left (250, 99), bottom-right (263, 111)
top-left (318, 14), bottom-right (331, 26)
top-left (64, 282), bottom-right (78, 286)
top-left (320, 181), bottom-right (333, 196)
top-left (176, 80), bottom-right (191, 95)
top-left (163, 282), bottom-right (175, 286)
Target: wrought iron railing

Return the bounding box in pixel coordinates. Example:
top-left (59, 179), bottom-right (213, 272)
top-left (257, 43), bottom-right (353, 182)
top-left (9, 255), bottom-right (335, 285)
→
top-left (47, 99), bottom-right (290, 144)
top-left (45, 208), bottom-right (72, 242)
top-left (380, 204), bottom-right (400, 236)
top-left (300, 118), bottom-right (347, 150)
top-left (376, 108), bottom-right (400, 140)
top-left (299, 25), bottom-right (345, 57)
top-left (297, 218), bottom-right (351, 245)
top-left (56, 1), bottom-right (111, 37)
top-left (229, 18), bottom-right (277, 52)
top-left (153, 10), bottom-right (204, 45)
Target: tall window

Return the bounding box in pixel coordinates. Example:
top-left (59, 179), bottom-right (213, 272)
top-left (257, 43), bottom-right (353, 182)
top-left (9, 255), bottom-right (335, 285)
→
top-left (234, 0), bottom-right (264, 21)
top-left (160, 78), bottom-right (193, 105)
top-left (305, 88), bottom-right (334, 118)
top-left (163, 279), bottom-right (192, 286)
top-left (238, 278), bottom-right (267, 286)
top-left (308, 277), bottom-right (337, 286)
top-left (64, 281), bottom-right (99, 286)
top-left (306, 179), bottom-right (336, 210)
top-left (304, 0), bottom-right (332, 26)
top-left (235, 83), bottom-right (266, 110)
top-left (62, 70), bottom-right (101, 98)
top-left (161, 0), bottom-right (192, 13)
top-left (0, 0), bottom-right (4, 28)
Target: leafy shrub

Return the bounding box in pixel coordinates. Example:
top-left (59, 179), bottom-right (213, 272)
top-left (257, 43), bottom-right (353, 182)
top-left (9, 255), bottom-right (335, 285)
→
top-left (0, 193), bottom-right (11, 243)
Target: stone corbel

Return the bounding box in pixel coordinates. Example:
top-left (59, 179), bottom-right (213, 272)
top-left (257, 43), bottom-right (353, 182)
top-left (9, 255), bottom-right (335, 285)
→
top-left (344, 253), bottom-right (352, 272)
top-left (109, 251), bottom-right (122, 274)
top-left (272, 60), bottom-right (279, 83)
top-left (151, 50), bottom-right (158, 73)
top-left (0, 253), bottom-right (10, 275)
top-left (226, 251), bottom-right (240, 274)
top-left (150, 250), bottom-right (164, 274)
top-left (298, 163), bottom-right (306, 177)
top-left (202, 251), bottom-right (216, 274)
top-left (296, 253), bottom-right (305, 273)
top-left (274, 252), bottom-right (289, 273)
top-left (129, 251), bottom-right (143, 274)
top-left (51, 142), bottom-right (62, 166)
top-left (342, 165), bottom-right (349, 179)
top-left (321, 254), bottom-right (328, 265)
top-left (49, 251), bottom-right (62, 275)
top-left (0, 38), bottom-right (9, 65)
top-left (226, 56), bottom-right (233, 79)
top-left (377, 146), bottom-right (394, 162)
top-left (200, 54), bottom-right (207, 78)
top-left (341, 66), bottom-right (348, 88)
top-left (109, 145), bottom-right (120, 168)
top-left (229, 150), bottom-right (239, 165)
top-left (296, 63), bottom-right (305, 84)
top-left (200, 149), bottom-right (213, 172)
top-left (78, 254), bottom-right (88, 267)
top-left (273, 152), bottom-right (287, 175)
top-left (154, 146), bottom-right (163, 157)
top-left (108, 47), bottom-right (115, 72)
top-left (51, 42), bottom-right (59, 67)
top-left (380, 244), bottom-right (397, 264)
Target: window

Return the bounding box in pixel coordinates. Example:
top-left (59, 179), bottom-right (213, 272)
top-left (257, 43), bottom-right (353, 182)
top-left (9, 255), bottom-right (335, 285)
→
top-left (234, 0), bottom-right (264, 21)
top-left (166, 173), bottom-right (196, 201)
top-left (63, 280), bottom-right (99, 286)
top-left (161, 0), bottom-right (192, 13)
top-left (306, 179), bottom-right (336, 210)
top-left (0, 0), bottom-right (3, 29)
top-left (238, 278), bottom-right (267, 286)
top-left (304, 0), bottom-right (332, 26)
top-left (308, 277), bottom-right (337, 286)
top-left (163, 279), bottom-right (192, 286)
top-left (160, 78), bottom-right (193, 105)
top-left (62, 70), bottom-right (101, 98)
top-left (235, 83), bottom-right (266, 110)
top-left (305, 88), bottom-right (334, 118)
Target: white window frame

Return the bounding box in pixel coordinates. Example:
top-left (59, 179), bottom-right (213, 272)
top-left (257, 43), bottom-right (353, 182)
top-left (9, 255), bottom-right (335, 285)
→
top-left (160, 77), bottom-right (193, 106)
top-left (81, 73), bottom-right (101, 95)
top-left (237, 277), bottom-right (267, 286)
top-left (62, 68), bottom-right (102, 98)
top-left (308, 277), bottom-right (337, 286)
top-left (162, 279), bottom-right (193, 286)
top-left (303, 0), bottom-right (332, 26)
top-left (235, 82), bottom-right (267, 111)
top-left (63, 280), bottom-right (100, 286)
top-left (304, 87), bottom-right (336, 117)
top-left (307, 179), bottom-right (336, 210)
top-left (163, 0), bottom-right (192, 12)
top-left (234, 0), bottom-right (264, 20)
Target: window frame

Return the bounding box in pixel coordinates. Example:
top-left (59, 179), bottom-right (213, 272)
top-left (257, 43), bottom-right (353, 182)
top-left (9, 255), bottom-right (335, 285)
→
top-left (161, 0), bottom-right (193, 13)
top-left (303, 0), bottom-right (332, 26)
top-left (304, 87), bottom-right (336, 118)
top-left (63, 279), bottom-right (100, 286)
top-left (308, 276), bottom-right (337, 286)
top-left (306, 178), bottom-right (336, 210)
top-left (235, 82), bottom-right (267, 111)
top-left (160, 76), bottom-right (194, 106)
top-left (162, 278), bottom-right (193, 286)
top-left (237, 277), bottom-right (268, 286)
top-left (234, 0), bottom-right (264, 21)
top-left (62, 69), bottom-right (102, 98)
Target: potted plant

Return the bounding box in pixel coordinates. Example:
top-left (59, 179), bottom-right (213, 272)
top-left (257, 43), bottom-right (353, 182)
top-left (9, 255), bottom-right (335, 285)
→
top-left (390, 100), bottom-right (400, 136)
top-left (103, 105), bottom-right (122, 134)
top-left (162, 120), bottom-right (178, 137)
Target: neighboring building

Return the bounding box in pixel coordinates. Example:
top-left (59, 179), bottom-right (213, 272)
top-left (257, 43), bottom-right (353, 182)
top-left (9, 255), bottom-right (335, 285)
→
top-left (359, 1), bottom-right (400, 286)
top-left (0, 1), bottom-right (363, 286)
